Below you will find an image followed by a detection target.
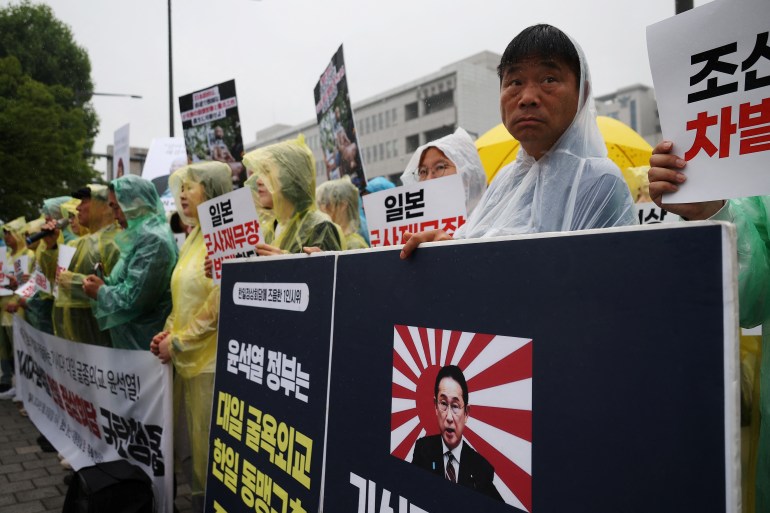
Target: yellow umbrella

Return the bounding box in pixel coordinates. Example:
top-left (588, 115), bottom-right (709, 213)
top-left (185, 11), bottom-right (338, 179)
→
top-left (475, 115), bottom-right (653, 184)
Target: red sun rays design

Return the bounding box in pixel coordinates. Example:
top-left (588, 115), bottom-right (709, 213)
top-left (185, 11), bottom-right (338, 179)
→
top-left (390, 324), bottom-right (533, 512)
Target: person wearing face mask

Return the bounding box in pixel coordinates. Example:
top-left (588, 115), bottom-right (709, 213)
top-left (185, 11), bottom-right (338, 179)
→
top-left (242, 136), bottom-right (343, 255)
top-left (401, 24), bottom-right (637, 258)
top-left (149, 161), bottom-right (232, 510)
top-left (399, 127), bottom-right (487, 215)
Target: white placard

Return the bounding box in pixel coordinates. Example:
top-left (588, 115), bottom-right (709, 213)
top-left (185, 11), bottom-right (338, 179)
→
top-left (198, 187), bottom-right (263, 284)
top-left (363, 174), bottom-right (467, 247)
top-left (647, 0), bottom-right (770, 202)
top-left (113, 123), bottom-right (130, 179)
top-left (13, 254), bottom-right (29, 281)
top-left (13, 277), bottom-right (36, 299)
top-left (635, 202), bottom-right (681, 225)
top-left (141, 137), bottom-right (187, 182)
top-left (53, 244), bottom-right (77, 299)
top-left (13, 317), bottom-right (173, 513)
top-left (0, 251), bottom-right (10, 286)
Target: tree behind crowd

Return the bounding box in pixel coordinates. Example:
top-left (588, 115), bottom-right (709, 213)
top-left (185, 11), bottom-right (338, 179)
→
top-left (0, 2), bottom-right (100, 221)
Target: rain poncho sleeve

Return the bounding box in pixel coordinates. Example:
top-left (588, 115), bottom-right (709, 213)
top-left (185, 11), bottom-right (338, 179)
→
top-left (711, 196), bottom-right (770, 511)
top-left (93, 175), bottom-right (178, 350)
top-left (400, 127), bottom-right (487, 215)
top-left (243, 136), bottom-right (343, 253)
top-left (454, 36), bottom-right (636, 239)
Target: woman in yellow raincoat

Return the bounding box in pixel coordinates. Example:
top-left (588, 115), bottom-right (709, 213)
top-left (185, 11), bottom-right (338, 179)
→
top-left (316, 176), bottom-right (368, 250)
top-left (150, 161), bottom-right (232, 505)
top-left (242, 136), bottom-right (343, 254)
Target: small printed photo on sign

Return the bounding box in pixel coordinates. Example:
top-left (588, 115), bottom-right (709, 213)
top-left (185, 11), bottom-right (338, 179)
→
top-left (390, 325), bottom-right (532, 512)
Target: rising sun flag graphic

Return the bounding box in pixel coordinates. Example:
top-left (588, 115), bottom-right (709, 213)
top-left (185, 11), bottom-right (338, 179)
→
top-left (389, 325), bottom-right (533, 512)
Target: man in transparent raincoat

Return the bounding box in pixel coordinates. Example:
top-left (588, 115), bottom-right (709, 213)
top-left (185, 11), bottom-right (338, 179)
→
top-left (82, 175), bottom-right (178, 350)
top-left (401, 24), bottom-right (637, 257)
top-left (52, 185), bottom-right (120, 346)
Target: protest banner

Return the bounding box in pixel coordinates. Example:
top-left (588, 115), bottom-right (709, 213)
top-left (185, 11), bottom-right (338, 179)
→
top-left (13, 253), bottom-right (29, 282)
top-left (113, 123), bottom-right (130, 180)
top-left (198, 187), bottom-right (263, 284)
top-left (363, 174), bottom-right (467, 247)
top-left (53, 244), bottom-right (76, 299)
top-left (13, 275), bottom-right (36, 299)
top-left (635, 201), bottom-right (680, 225)
top-left (211, 223), bottom-right (738, 512)
top-left (205, 254), bottom-right (336, 513)
top-left (314, 45), bottom-right (367, 191)
top-left (0, 251), bottom-right (9, 287)
top-left (647, 0), bottom-right (770, 202)
top-left (179, 80), bottom-right (244, 174)
top-left (13, 317), bottom-right (174, 512)
top-left (141, 137), bottom-right (187, 182)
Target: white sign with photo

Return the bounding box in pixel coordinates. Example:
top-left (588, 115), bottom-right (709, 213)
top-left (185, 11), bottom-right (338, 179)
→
top-left (113, 123), bottom-right (131, 180)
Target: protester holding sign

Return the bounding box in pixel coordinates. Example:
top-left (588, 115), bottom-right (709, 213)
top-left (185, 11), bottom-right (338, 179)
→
top-left (401, 24), bottom-right (637, 258)
top-left (52, 185), bottom-right (120, 347)
top-left (400, 127), bottom-right (487, 215)
top-left (0, 217), bottom-right (31, 399)
top-left (150, 160), bottom-right (232, 507)
top-left (242, 136), bottom-right (343, 254)
top-left (316, 177), bottom-right (369, 250)
top-left (83, 175), bottom-right (178, 350)
top-left (649, 145), bottom-right (770, 510)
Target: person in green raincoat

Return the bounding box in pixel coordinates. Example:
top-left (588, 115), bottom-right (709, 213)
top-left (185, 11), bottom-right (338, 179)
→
top-left (82, 175), bottom-right (178, 350)
top-left (51, 185), bottom-right (120, 346)
top-left (242, 135), bottom-right (343, 254)
top-left (649, 143), bottom-right (770, 512)
top-left (150, 161), bottom-right (231, 508)
top-left (316, 176), bottom-right (369, 250)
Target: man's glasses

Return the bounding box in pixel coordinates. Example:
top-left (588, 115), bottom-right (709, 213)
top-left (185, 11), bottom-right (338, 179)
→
top-left (436, 400), bottom-right (465, 415)
top-left (417, 161), bottom-right (455, 181)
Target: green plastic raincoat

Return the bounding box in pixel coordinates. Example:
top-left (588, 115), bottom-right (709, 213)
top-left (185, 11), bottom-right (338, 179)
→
top-left (92, 176), bottom-right (178, 350)
top-left (712, 197), bottom-right (770, 512)
top-left (165, 161), bottom-right (232, 499)
top-left (243, 136), bottom-right (343, 253)
top-left (53, 185), bottom-right (120, 346)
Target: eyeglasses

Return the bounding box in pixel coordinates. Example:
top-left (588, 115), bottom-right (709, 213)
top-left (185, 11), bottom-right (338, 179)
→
top-left (417, 161), bottom-right (455, 181)
top-left (436, 400), bottom-right (465, 416)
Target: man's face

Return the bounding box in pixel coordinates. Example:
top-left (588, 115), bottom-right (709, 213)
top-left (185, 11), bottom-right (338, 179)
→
top-left (434, 377), bottom-right (468, 451)
top-left (214, 126), bottom-right (224, 139)
top-left (76, 198), bottom-right (91, 228)
top-left (108, 190), bottom-right (127, 229)
top-left (499, 57), bottom-right (579, 160)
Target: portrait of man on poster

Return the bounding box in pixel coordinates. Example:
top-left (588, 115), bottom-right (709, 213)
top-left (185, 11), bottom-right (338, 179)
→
top-left (411, 365), bottom-right (503, 502)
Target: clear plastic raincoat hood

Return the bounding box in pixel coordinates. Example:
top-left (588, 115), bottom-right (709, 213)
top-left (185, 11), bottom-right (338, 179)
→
top-left (400, 127), bottom-right (487, 215)
top-left (455, 34), bottom-right (636, 238)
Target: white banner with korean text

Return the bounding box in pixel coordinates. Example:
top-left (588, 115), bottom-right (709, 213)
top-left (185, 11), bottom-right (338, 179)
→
top-left (647, 0), bottom-right (770, 202)
top-left (13, 317), bottom-right (173, 513)
top-left (198, 187), bottom-right (263, 284)
top-left (362, 174), bottom-right (467, 247)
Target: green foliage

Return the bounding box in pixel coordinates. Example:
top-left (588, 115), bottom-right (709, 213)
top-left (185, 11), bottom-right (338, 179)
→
top-left (0, 2), bottom-right (99, 221)
top-left (0, 56), bottom-right (98, 220)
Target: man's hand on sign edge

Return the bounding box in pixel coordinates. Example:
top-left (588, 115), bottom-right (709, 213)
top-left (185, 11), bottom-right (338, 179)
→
top-left (204, 255), bottom-right (212, 280)
top-left (648, 140), bottom-right (724, 221)
top-left (400, 230), bottom-right (453, 259)
top-left (157, 333), bottom-right (172, 364)
top-left (302, 246), bottom-right (322, 254)
top-left (150, 330), bottom-right (168, 357)
top-left (256, 243), bottom-right (284, 257)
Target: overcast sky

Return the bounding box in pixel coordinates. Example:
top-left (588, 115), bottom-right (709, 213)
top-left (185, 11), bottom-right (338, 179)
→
top-left (5, 0), bottom-right (708, 173)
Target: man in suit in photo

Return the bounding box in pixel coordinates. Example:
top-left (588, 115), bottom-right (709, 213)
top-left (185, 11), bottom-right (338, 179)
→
top-left (412, 365), bottom-right (503, 501)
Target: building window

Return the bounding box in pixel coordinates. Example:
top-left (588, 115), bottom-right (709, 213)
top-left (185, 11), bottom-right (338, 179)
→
top-left (630, 99), bottom-right (637, 132)
top-left (365, 147), bottom-right (370, 163)
top-left (378, 113), bottom-right (383, 131)
top-left (391, 108), bottom-right (397, 124)
top-left (423, 90), bottom-right (454, 115)
top-left (386, 141), bottom-right (391, 159)
top-left (405, 102), bottom-right (419, 121)
top-left (424, 125), bottom-right (455, 142)
top-left (385, 110), bottom-right (391, 128)
top-left (393, 139), bottom-right (398, 157)
top-left (405, 134), bottom-right (420, 153)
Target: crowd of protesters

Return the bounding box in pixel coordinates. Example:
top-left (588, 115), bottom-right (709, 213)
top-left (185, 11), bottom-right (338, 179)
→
top-left (0, 23), bottom-right (767, 513)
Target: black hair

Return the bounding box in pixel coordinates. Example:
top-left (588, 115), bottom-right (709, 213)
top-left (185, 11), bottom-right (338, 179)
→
top-left (434, 365), bottom-right (469, 406)
top-left (497, 24), bottom-right (581, 87)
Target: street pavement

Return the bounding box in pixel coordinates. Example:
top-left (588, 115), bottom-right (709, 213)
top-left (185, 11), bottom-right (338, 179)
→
top-left (0, 395), bottom-right (192, 513)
